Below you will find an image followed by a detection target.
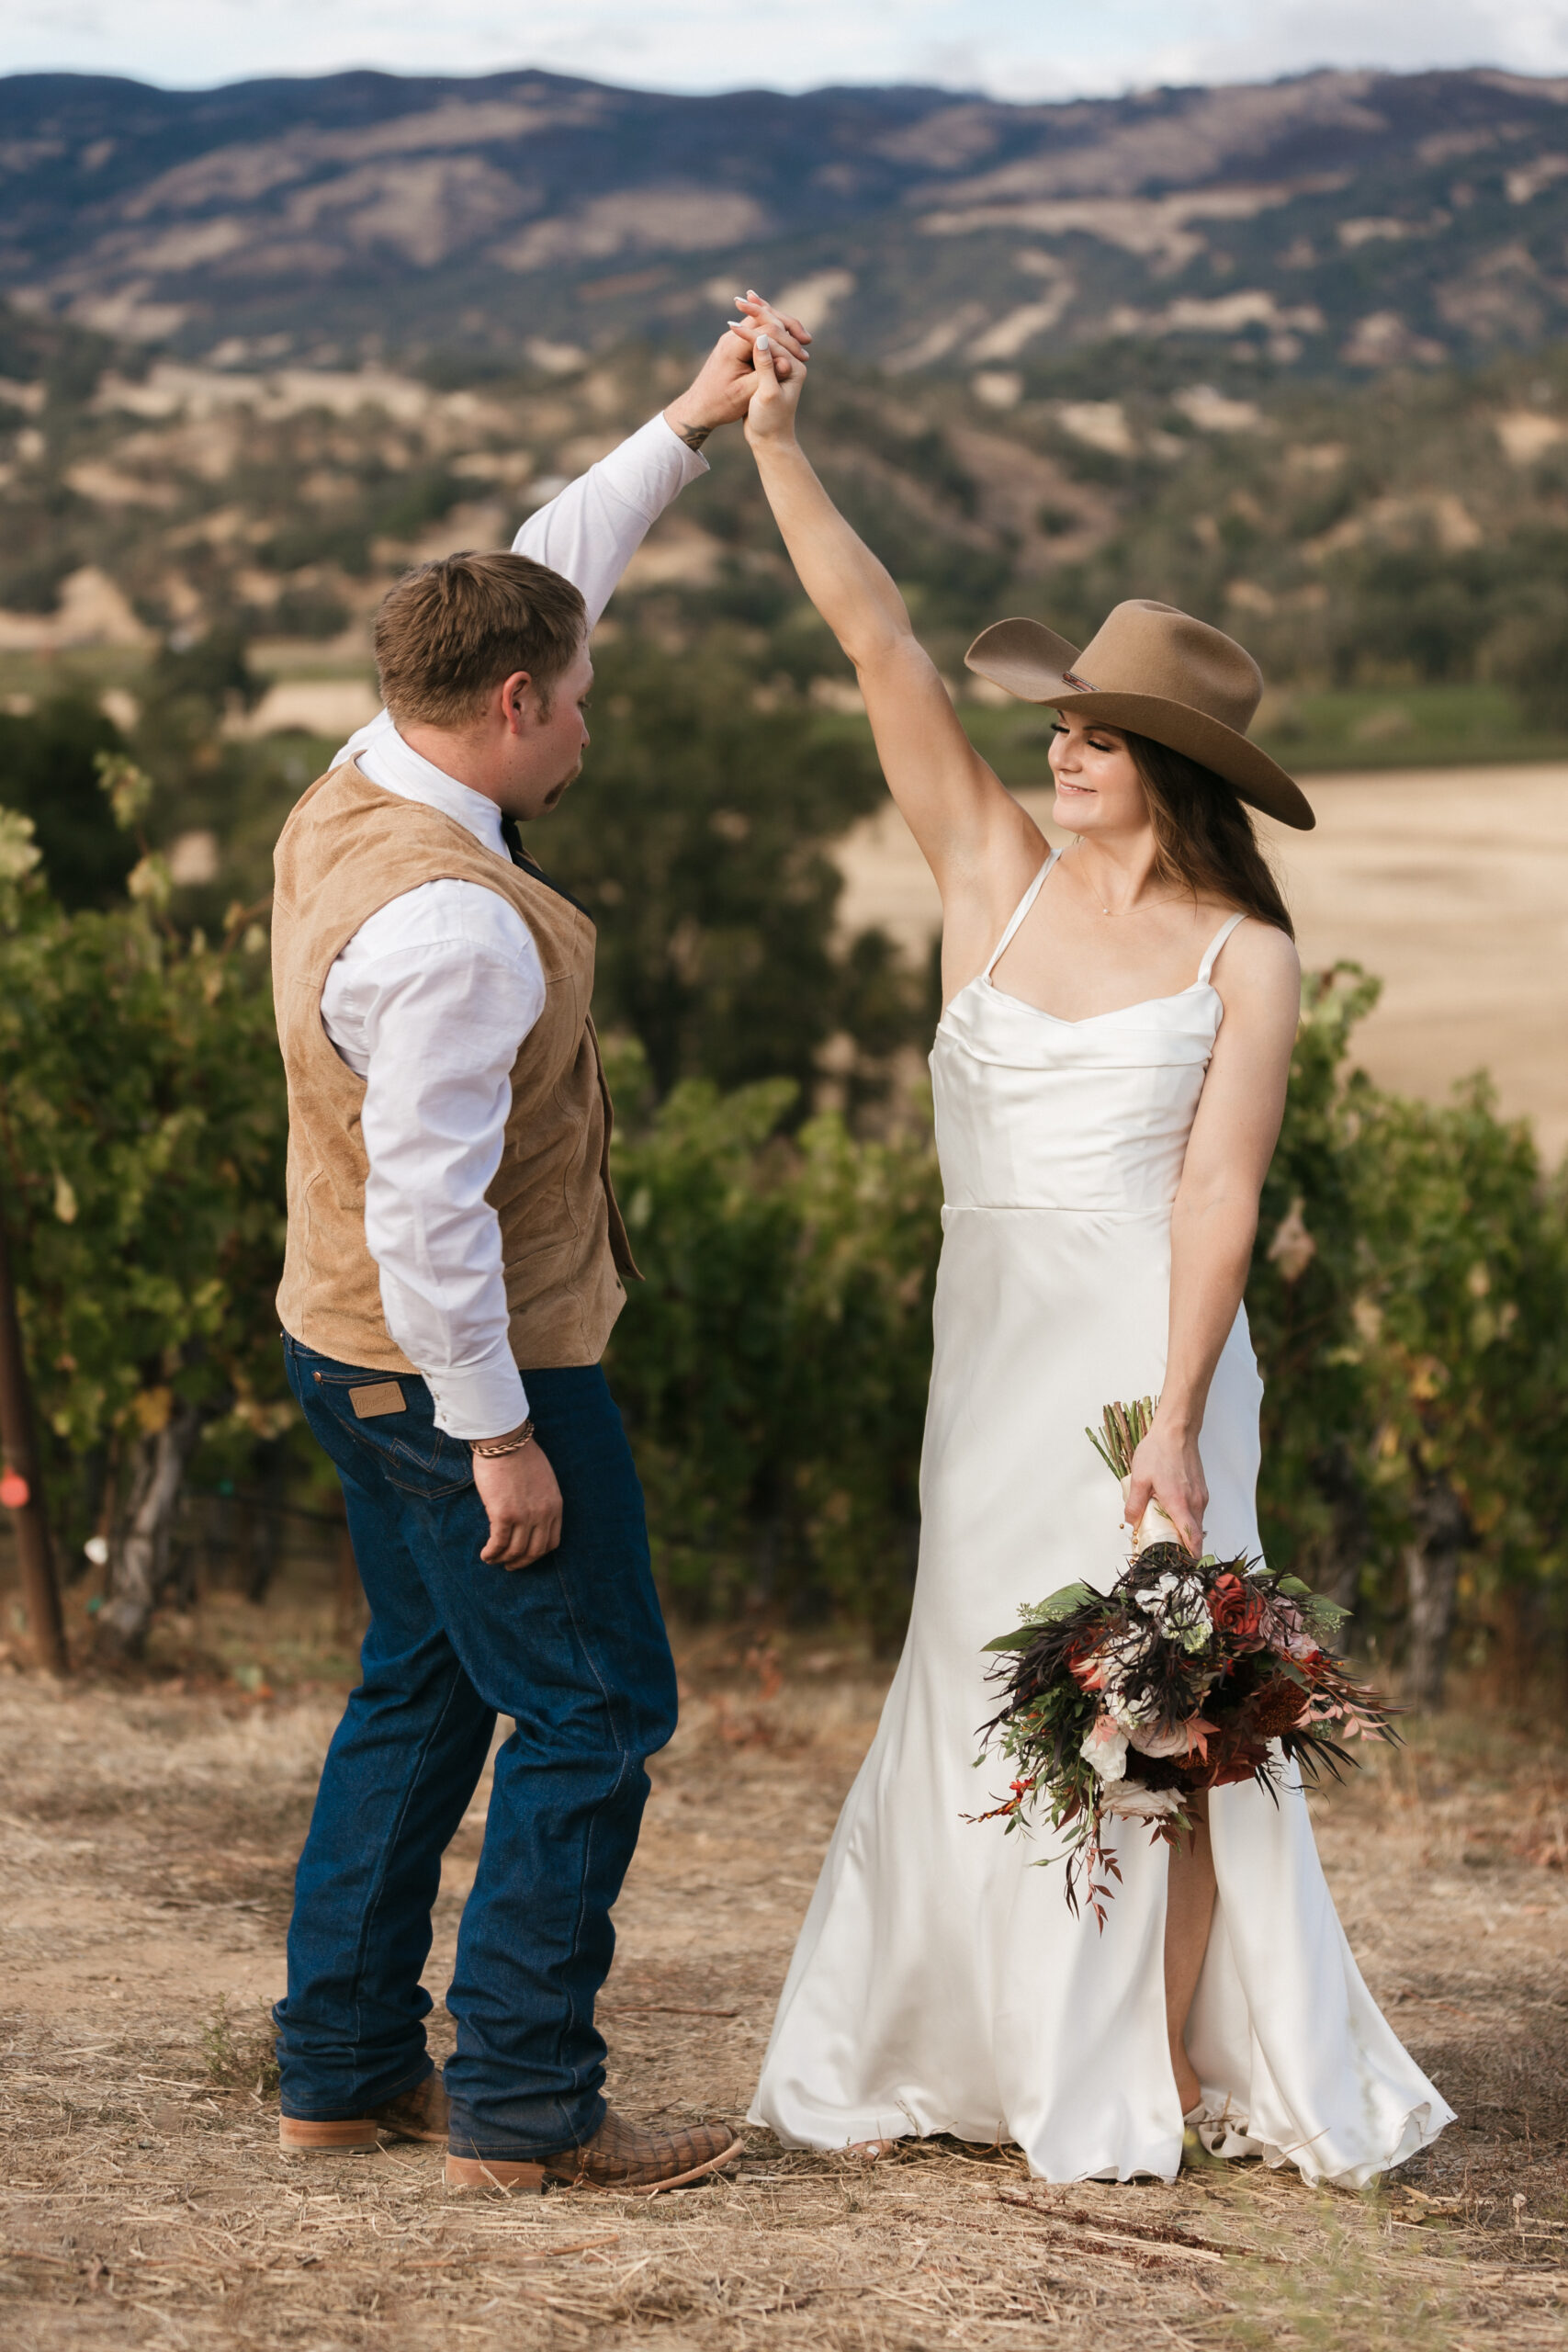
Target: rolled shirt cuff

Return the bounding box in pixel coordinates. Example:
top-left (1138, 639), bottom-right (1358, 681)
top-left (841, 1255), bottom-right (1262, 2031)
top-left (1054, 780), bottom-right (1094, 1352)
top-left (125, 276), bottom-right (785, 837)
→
top-left (423, 1352), bottom-right (530, 1442)
top-left (584, 411), bottom-right (710, 514)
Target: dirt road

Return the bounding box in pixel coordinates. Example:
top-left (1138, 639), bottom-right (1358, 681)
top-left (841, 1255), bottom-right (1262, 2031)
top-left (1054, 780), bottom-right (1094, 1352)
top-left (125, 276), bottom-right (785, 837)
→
top-left (836, 762), bottom-right (1568, 1164)
top-left (4, 1647), bottom-right (1568, 2351)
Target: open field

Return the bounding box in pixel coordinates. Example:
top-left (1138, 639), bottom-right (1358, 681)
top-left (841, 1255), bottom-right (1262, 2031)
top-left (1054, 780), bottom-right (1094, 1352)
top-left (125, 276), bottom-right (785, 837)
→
top-left (4, 1626), bottom-right (1568, 2352)
top-left (837, 760), bottom-right (1568, 1165)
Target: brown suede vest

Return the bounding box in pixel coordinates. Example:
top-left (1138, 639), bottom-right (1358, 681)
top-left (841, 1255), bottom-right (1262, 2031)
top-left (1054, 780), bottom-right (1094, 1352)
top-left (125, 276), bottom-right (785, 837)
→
top-left (272, 760), bottom-right (636, 1374)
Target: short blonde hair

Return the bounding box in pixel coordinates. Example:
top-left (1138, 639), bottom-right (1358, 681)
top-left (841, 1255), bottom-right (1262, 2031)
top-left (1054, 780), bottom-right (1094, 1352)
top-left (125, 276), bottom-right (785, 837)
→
top-left (374, 550), bottom-right (587, 729)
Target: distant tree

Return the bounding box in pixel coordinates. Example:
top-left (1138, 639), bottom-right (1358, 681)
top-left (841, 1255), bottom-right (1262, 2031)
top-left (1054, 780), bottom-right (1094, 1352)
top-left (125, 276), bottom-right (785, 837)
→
top-left (539, 634), bottom-right (931, 1099)
top-left (1324, 542), bottom-right (1506, 684)
top-left (0, 696), bottom-right (134, 909)
top-left (1485, 570), bottom-right (1568, 729)
top-left (131, 625), bottom-right (264, 796)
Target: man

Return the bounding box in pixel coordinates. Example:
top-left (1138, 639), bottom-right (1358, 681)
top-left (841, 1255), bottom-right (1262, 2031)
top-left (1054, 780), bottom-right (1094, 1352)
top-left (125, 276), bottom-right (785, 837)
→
top-left (270, 301), bottom-right (808, 2193)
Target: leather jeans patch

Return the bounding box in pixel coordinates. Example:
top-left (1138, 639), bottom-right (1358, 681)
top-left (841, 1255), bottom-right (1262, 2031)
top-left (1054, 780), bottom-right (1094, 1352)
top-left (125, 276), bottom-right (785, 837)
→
top-left (347, 1379), bottom-right (407, 1419)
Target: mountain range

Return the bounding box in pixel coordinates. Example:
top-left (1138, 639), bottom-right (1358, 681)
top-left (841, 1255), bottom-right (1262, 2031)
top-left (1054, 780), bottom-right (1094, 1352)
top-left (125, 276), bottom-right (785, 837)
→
top-left (3, 64), bottom-right (1568, 379)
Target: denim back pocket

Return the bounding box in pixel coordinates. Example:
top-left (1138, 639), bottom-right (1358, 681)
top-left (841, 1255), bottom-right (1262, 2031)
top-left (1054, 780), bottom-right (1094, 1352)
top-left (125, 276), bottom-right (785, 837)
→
top-left (306, 1363), bottom-right (474, 1498)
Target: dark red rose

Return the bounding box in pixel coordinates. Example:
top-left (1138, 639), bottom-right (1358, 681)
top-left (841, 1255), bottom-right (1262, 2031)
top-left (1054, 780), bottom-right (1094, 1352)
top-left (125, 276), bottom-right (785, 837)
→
top-left (1208, 1573), bottom-right (1269, 1647)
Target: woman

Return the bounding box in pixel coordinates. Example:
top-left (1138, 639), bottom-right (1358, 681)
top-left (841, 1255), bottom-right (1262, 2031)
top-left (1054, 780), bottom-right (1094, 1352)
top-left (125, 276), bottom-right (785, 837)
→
top-left (736, 320), bottom-right (1452, 2187)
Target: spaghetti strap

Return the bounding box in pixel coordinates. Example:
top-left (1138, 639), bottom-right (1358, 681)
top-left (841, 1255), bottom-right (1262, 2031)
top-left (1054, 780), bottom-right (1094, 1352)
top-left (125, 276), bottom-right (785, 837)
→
top-left (982, 852), bottom-right (1058, 982)
top-left (1197, 911), bottom-right (1247, 988)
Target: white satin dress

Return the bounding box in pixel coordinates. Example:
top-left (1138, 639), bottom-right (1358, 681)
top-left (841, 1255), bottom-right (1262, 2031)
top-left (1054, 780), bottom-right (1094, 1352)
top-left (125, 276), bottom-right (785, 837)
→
top-left (750, 853), bottom-right (1452, 2187)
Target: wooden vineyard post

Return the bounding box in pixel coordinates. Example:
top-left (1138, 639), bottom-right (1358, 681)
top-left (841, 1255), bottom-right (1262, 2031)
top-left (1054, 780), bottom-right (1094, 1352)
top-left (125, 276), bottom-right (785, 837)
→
top-left (0, 1171), bottom-right (66, 1673)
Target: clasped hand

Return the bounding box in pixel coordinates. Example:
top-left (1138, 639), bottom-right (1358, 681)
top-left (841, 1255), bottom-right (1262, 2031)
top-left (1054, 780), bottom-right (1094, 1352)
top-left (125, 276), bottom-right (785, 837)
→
top-left (1123, 1422), bottom-right (1207, 1556)
top-left (662, 288), bottom-right (812, 445)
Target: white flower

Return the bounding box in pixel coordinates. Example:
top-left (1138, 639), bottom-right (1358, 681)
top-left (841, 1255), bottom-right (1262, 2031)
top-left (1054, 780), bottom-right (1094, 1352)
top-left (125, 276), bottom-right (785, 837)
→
top-left (1127, 1718), bottom-right (1199, 1759)
top-left (1079, 1715), bottom-right (1129, 1784)
top-left (1135, 1569), bottom-right (1213, 1655)
top-left (1104, 1690), bottom-right (1148, 1738)
top-left (1100, 1781), bottom-right (1186, 1821)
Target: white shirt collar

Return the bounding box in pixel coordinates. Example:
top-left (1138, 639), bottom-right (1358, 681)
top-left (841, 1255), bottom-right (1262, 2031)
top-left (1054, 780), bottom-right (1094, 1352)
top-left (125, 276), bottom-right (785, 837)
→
top-left (355, 723), bottom-right (509, 859)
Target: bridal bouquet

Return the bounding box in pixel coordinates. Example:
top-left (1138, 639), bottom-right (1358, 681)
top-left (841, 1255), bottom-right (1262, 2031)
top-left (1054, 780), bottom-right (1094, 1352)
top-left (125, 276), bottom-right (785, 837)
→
top-left (976, 1396), bottom-right (1397, 1926)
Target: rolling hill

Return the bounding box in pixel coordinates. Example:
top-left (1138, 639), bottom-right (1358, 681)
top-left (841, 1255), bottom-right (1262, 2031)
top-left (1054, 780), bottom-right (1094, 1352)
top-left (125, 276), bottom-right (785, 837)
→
top-left (2, 64), bottom-right (1568, 379)
top-left (2, 60), bottom-right (1568, 838)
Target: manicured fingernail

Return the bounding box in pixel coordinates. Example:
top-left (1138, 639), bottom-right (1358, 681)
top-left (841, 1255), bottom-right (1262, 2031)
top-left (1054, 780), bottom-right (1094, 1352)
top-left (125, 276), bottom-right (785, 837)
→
top-left (756, 334), bottom-right (771, 352)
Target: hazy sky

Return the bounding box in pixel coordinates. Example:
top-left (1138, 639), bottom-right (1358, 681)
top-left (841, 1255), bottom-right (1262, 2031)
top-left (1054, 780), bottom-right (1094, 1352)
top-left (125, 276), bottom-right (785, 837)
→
top-left (7, 0), bottom-right (1568, 97)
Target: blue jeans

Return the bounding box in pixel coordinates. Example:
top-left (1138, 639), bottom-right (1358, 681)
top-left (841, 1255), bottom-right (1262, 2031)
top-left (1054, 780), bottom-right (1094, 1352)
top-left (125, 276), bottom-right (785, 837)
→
top-left (273, 1337), bottom-right (678, 2158)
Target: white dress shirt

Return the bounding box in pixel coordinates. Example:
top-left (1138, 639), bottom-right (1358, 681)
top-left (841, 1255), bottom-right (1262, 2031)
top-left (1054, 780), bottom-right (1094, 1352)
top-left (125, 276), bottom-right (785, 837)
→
top-left (317, 413), bottom-right (708, 1438)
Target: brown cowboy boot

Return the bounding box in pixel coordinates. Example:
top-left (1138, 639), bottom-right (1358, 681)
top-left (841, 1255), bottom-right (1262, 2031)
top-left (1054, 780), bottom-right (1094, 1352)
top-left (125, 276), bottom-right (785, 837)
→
top-left (445, 2107), bottom-right (743, 2195)
top-left (279, 2072), bottom-right (449, 2154)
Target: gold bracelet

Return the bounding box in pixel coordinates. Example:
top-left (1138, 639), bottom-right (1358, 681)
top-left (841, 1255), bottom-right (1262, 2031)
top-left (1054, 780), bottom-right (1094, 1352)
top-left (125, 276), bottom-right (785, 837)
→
top-left (470, 1418), bottom-right (535, 1461)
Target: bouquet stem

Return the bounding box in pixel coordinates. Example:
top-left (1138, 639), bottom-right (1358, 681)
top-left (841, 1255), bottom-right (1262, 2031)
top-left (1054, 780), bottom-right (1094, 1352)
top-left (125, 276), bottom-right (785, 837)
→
top-left (1089, 1405), bottom-right (1189, 1556)
top-left (1120, 1477), bottom-right (1186, 1557)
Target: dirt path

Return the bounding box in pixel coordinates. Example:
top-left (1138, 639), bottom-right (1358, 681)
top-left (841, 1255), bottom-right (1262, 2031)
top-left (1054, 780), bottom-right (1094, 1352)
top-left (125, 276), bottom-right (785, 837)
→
top-left (835, 762), bottom-right (1568, 1163)
top-left (4, 1654), bottom-right (1568, 2351)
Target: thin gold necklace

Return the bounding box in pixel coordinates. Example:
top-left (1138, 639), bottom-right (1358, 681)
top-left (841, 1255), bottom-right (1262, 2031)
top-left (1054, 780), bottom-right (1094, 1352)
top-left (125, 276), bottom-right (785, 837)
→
top-left (1069, 842), bottom-right (1185, 918)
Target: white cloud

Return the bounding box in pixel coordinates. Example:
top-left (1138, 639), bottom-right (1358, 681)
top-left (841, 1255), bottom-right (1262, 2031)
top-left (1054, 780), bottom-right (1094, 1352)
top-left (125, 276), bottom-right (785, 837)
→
top-left (3, 0), bottom-right (1566, 96)
top-left (1096, 1), bottom-right (1568, 91)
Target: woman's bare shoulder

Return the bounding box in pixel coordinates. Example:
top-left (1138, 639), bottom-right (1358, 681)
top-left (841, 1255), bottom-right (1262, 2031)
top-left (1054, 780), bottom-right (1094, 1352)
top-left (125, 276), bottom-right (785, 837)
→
top-left (1225, 913), bottom-right (1300, 971)
top-left (1213, 913), bottom-right (1301, 1009)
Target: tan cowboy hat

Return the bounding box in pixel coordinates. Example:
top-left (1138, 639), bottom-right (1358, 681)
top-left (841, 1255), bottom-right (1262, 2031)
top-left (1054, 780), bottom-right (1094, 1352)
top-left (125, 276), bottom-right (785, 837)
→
top-left (964, 598), bottom-right (1314, 831)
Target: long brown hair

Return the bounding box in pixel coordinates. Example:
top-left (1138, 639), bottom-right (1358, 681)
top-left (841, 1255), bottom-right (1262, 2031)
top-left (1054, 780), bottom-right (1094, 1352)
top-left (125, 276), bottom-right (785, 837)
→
top-left (1122, 729), bottom-right (1294, 940)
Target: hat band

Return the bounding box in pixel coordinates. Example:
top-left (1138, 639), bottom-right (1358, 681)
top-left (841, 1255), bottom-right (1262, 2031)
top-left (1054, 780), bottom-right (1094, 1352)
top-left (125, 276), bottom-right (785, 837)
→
top-left (1061, 669), bottom-right (1098, 692)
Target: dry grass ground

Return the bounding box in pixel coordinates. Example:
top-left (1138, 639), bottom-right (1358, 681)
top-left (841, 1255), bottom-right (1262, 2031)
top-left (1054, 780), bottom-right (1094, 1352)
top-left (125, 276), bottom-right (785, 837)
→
top-left (835, 761), bottom-right (1568, 1165)
top-left (4, 1629), bottom-right (1568, 2352)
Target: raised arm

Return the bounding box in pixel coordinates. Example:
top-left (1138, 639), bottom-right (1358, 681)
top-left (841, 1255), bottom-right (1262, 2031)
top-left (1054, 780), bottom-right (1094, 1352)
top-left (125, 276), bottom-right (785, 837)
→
top-left (333, 308), bottom-right (811, 770)
top-left (513, 412), bottom-right (709, 628)
top-left (1122, 921), bottom-right (1303, 1554)
top-left (513, 317), bottom-right (807, 623)
top-left (741, 329), bottom-right (1035, 901)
